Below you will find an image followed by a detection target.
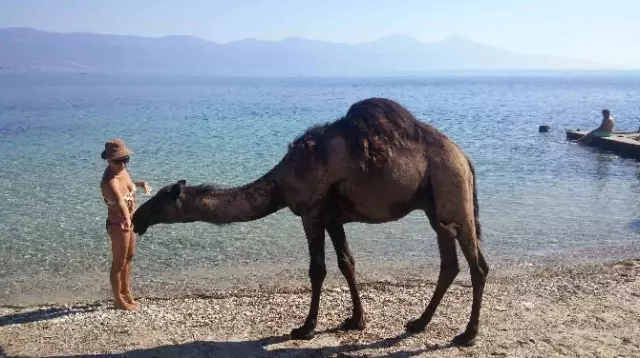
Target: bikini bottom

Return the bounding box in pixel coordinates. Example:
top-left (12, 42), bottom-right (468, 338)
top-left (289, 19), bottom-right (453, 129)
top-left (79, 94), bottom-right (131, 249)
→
top-left (106, 219), bottom-right (126, 230)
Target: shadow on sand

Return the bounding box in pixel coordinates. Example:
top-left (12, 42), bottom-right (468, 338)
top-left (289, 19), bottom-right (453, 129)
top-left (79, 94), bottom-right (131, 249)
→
top-left (41, 332), bottom-right (457, 358)
top-left (0, 303), bottom-right (100, 327)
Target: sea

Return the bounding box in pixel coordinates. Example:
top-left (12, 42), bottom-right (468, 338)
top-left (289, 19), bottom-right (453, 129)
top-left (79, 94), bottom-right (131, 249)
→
top-left (1, 71), bottom-right (639, 306)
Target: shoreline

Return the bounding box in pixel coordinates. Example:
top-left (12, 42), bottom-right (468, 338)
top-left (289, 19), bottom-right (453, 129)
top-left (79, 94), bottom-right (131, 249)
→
top-left (2, 247), bottom-right (638, 308)
top-left (2, 257), bottom-right (639, 357)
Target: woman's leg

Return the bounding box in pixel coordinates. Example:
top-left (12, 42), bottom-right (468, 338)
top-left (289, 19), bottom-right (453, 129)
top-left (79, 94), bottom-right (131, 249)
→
top-left (108, 225), bottom-right (135, 310)
top-left (121, 230), bottom-right (136, 306)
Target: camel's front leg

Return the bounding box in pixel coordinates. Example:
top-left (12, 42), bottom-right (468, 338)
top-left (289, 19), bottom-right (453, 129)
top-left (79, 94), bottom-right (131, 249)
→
top-left (327, 220), bottom-right (365, 331)
top-left (290, 214), bottom-right (326, 340)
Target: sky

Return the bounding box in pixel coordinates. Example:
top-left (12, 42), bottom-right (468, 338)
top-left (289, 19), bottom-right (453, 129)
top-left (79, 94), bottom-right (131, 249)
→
top-left (1, 0), bottom-right (639, 65)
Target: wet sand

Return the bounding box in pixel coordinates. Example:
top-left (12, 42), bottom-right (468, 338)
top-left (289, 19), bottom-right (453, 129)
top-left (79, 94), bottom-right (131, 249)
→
top-left (1, 258), bottom-right (639, 357)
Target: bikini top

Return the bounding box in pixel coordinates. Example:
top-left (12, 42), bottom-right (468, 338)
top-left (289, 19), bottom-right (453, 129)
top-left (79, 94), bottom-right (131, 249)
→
top-left (104, 187), bottom-right (136, 208)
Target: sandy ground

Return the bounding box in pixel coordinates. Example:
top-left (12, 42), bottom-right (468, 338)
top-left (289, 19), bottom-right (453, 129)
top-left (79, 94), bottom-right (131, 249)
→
top-left (1, 258), bottom-right (639, 358)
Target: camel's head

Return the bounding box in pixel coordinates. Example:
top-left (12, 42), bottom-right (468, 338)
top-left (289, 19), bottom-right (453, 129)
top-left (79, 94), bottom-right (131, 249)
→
top-left (132, 179), bottom-right (188, 235)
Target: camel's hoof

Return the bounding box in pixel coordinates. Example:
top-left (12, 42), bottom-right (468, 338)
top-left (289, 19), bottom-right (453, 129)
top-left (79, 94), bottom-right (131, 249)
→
top-left (290, 325), bottom-right (315, 340)
top-left (405, 318), bottom-right (427, 333)
top-left (452, 330), bottom-right (477, 347)
top-left (339, 316), bottom-right (365, 331)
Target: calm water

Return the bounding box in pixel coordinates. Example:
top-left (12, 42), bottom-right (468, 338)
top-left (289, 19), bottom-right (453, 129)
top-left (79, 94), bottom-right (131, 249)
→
top-left (1, 72), bottom-right (640, 305)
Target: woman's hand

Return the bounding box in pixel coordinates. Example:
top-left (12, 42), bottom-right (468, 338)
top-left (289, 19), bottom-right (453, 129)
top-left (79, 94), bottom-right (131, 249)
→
top-left (136, 181), bottom-right (152, 194)
top-left (122, 218), bottom-right (132, 232)
top-left (143, 182), bottom-right (152, 194)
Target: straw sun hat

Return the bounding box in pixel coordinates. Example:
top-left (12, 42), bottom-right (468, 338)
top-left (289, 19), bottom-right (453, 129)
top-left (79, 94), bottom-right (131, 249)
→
top-left (101, 138), bottom-right (132, 160)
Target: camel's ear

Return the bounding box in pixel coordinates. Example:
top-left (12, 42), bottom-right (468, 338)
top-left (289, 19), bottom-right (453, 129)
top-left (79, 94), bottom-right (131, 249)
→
top-left (171, 180), bottom-right (186, 198)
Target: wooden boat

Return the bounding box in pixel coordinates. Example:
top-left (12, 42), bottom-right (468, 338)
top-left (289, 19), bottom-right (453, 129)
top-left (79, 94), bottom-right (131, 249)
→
top-left (565, 129), bottom-right (640, 160)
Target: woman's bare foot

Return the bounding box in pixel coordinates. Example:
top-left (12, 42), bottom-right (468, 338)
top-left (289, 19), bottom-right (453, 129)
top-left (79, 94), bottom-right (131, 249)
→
top-left (121, 292), bottom-right (137, 307)
top-left (114, 298), bottom-right (137, 311)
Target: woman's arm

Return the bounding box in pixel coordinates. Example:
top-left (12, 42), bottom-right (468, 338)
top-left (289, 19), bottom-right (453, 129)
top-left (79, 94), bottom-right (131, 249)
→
top-left (134, 180), bottom-right (147, 188)
top-left (107, 179), bottom-right (132, 231)
top-left (134, 180), bottom-right (152, 194)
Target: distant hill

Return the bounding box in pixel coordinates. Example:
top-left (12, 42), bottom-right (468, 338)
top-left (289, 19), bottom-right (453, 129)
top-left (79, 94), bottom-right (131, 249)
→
top-left (0, 27), bottom-right (608, 75)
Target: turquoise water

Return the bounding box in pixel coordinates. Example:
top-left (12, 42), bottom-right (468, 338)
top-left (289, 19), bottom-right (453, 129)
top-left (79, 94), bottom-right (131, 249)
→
top-left (1, 72), bottom-right (640, 305)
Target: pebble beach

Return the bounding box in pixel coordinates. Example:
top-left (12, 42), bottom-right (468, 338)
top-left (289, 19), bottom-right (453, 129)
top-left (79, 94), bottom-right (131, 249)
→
top-left (2, 258), bottom-right (639, 358)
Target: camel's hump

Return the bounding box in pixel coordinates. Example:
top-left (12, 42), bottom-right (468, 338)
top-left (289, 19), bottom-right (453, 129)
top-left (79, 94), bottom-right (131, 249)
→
top-left (287, 97), bottom-right (451, 173)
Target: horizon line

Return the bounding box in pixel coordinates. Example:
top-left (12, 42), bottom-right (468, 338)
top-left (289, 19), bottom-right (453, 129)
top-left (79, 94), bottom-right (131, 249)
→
top-left (2, 26), bottom-right (636, 68)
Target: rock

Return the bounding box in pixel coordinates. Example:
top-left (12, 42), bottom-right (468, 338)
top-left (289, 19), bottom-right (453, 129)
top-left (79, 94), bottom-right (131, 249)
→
top-left (539, 125), bottom-right (551, 133)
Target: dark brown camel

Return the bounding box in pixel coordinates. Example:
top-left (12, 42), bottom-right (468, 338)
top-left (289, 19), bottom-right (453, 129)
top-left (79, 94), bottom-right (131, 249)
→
top-left (132, 97), bottom-right (489, 346)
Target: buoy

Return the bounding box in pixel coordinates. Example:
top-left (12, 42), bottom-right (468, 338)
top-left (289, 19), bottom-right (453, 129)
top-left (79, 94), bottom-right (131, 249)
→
top-left (539, 125), bottom-right (550, 133)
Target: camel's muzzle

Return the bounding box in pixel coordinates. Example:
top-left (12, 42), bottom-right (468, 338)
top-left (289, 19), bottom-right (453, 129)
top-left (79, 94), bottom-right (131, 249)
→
top-left (132, 215), bottom-right (149, 235)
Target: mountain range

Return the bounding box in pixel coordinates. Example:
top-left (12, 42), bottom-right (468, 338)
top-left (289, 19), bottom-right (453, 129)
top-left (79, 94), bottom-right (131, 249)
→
top-left (0, 27), bottom-right (611, 76)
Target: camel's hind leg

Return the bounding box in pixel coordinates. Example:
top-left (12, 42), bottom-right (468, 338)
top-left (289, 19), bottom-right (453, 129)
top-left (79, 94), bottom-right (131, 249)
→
top-left (327, 220), bottom-right (365, 331)
top-left (408, 153), bottom-right (488, 346)
top-left (453, 223), bottom-right (487, 346)
top-left (406, 213), bottom-right (460, 333)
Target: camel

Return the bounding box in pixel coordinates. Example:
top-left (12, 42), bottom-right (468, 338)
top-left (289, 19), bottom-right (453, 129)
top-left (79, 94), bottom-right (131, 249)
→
top-left (132, 97), bottom-right (489, 346)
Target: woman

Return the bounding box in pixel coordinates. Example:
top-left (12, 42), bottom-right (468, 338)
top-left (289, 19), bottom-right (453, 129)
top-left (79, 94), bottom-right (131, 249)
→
top-left (100, 138), bottom-right (150, 310)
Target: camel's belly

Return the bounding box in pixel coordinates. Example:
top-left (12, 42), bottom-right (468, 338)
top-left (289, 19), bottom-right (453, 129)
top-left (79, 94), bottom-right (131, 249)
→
top-left (336, 156), bottom-right (427, 222)
top-left (337, 201), bottom-right (417, 223)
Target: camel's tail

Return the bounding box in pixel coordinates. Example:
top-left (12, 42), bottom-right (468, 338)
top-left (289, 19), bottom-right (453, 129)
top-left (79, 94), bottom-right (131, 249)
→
top-left (467, 156), bottom-right (482, 241)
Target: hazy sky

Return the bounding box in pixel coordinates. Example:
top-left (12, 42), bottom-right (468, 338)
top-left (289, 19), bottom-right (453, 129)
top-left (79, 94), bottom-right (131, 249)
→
top-left (2, 0), bottom-right (639, 65)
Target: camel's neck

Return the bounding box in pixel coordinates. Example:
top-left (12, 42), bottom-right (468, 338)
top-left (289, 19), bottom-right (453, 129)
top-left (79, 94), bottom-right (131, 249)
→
top-left (183, 169), bottom-right (285, 224)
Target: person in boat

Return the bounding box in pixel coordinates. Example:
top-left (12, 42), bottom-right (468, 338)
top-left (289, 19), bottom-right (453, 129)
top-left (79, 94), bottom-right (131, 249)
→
top-left (577, 109), bottom-right (615, 145)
